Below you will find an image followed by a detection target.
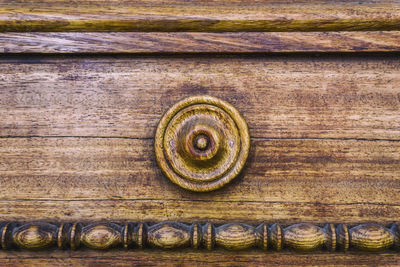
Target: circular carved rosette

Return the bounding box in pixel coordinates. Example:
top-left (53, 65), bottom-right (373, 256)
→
top-left (155, 95), bottom-right (250, 192)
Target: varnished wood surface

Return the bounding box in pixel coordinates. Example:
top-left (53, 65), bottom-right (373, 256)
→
top-left (1, 1), bottom-right (400, 32)
top-left (1, 137), bottom-right (400, 220)
top-left (0, 55), bottom-right (399, 140)
top-left (3, 250), bottom-right (400, 267)
top-left (0, 54), bottom-right (400, 224)
top-left (1, 32), bottom-right (400, 53)
top-left (1, 53), bottom-right (400, 264)
top-left (0, 221), bottom-right (398, 252)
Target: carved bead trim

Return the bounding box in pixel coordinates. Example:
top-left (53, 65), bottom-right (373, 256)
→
top-left (191, 223), bottom-right (201, 249)
top-left (0, 221), bottom-right (399, 252)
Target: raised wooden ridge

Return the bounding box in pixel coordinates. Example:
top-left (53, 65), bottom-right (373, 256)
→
top-left (1, 32), bottom-right (400, 53)
top-left (1, 221), bottom-right (399, 253)
top-left (1, 1), bottom-right (400, 32)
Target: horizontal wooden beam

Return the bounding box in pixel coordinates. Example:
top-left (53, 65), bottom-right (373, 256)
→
top-left (1, 32), bottom-right (400, 53)
top-left (1, 137), bottom-right (399, 208)
top-left (1, 55), bottom-right (400, 140)
top-left (2, 19), bottom-right (400, 33)
top-left (0, 1), bottom-right (399, 32)
top-left (3, 251), bottom-right (400, 266)
top-left (1, 221), bottom-right (399, 252)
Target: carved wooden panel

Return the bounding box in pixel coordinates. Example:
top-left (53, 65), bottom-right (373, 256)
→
top-left (3, 221), bottom-right (400, 253)
top-left (0, 54), bottom-right (399, 266)
top-left (1, 0), bottom-right (400, 266)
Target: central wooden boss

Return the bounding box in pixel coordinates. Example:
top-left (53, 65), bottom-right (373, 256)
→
top-left (155, 95), bottom-right (250, 192)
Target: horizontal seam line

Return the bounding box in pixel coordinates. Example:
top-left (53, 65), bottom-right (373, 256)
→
top-left (0, 135), bottom-right (399, 142)
top-left (0, 135), bottom-right (152, 140)
top-left (1, 51), bottom-right (400, 57)
top-left (0, 255), bottom-right (354, 261)
top-left (0, 256), bottom-right (330, 261)
top-left (254, 136), bottom-right (400, 142)
top-left (1, 198), bottom-right (399, 207)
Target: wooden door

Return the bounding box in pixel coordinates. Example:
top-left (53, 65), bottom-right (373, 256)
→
top-left (1, 1), bottom-right (400, 266)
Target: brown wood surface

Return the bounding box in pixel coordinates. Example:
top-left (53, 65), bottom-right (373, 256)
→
top-left (1, 32), bottom-right (400, 53)
top-left (1, 137), bottom-right (400, 223)
top-left (1, 55), bottom-right (399, 140)
top-left (2, 250), bottom-right (400, 267)
top-left (1, 1), bottom-right (400, 32)
top-left (1, 55), bottom-right (399, 210)
top-left (1, 53), bottom-right (400, 264)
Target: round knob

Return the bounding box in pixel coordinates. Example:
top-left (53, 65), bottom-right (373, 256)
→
top-left (155, 95), bottom-right (250, 192)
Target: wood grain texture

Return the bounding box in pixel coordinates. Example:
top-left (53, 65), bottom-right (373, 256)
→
top-left (1, 51), bottom-right (400, 265)
top-left (0, 1), bottom-right (400, 32)
top-left (1, 32), bottom-right (400, 53)
top-left (2, 251), bottom-right (400, 267)
top-left (0, 54), bottom-right (400, 227)
top-left (0, 55), bottom-right (399, 140)
top-left (0, 137), bottom-right (399, 224)
top-left (2, 199), bottom-right (400, 225)
top-left (1, 221), bottom-right (399, 252)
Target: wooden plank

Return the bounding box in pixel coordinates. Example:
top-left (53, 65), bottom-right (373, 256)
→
top-left (1, 137), bottom-right (399, 210)
top-left (1, 32), bottom-right (400, 53)
top-left (0, 1), bottom-right (399, 32)
top-left (0, 55), bottom-right (399, 139)
top-left (0, 250), bottom-right (400, 267)
top-left (0, 199), bottom-right (399, 224)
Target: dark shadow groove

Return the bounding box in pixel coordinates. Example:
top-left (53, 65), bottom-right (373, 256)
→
top-left (0, 51), bottom-right (400, 61)
top-left (1, 198), bottom-right (400, 207)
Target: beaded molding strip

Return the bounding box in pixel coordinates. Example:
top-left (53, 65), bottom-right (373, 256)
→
top-left (1, 221), bottom-right (399, 252)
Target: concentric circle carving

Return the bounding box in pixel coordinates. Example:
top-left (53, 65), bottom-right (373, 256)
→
top-left (155, 95), bottom-right (250, 192)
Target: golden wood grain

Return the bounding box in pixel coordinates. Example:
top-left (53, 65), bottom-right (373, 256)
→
top-left (0, 1), bottom-right (399, 32)
top-left (12, 223), bottom-right (58, 250)
top-left (147, 222), bottom-right (190, 249)
top-left (1, 32), bottom-right (400, 53)
top-left (1, 199), bottom-right (400, 226)
top-left (283, 223), bottom-right (327, 251)
top-left (350, 224), bottom-right (395, 252)
top-left (215, 223), bottom-right (258, 250)
top-left (80, 223), bottom-right (122, 250)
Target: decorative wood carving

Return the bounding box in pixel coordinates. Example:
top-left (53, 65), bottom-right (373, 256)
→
top-left (155, 95), bottom-right (250, 192)
top-left (1, 221), bottom-right (399, 252)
